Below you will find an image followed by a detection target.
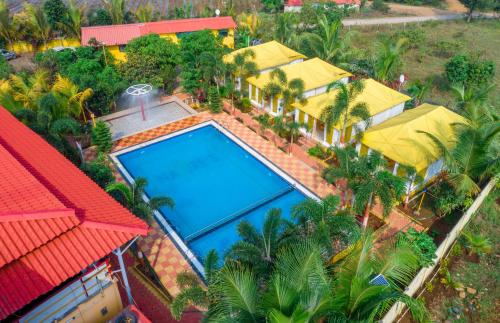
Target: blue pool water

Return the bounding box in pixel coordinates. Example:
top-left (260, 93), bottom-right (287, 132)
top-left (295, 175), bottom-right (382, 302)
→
top-left (117, 124), bottom-right (307, 263)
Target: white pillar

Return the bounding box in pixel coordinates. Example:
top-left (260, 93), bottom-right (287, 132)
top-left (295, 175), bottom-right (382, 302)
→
top-left (248, 83), bottom-right (252, 100)
top-left (392, 162), bottom-right (399, 175)
top-left (237, 77), bottom-right (241, 91)
top-left (294, 109), bottom-right (299, 122)
top-left (355, 142), bottom-right (361, 154)
top-left (323, 124), bottom-right (327, 144)
top-left (115, 247), bottom-right (133, 304)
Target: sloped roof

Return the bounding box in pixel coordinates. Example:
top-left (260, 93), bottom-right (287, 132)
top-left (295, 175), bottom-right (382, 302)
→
top-left (81, 16), bottom-right (237, 46)
top-left (361, 103), bottom-right (467, 171)
top-left (223, 41), bottom-right (306, 71)
top-left (247, 57), bottom-right (351, 91)
top-left (0, 107), bottom-right (148, 320)
top-left (293, 78), bottom-right (410, 127)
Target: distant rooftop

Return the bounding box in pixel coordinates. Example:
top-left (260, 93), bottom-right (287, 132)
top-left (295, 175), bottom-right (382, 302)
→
top-left (81, 16), bottom-right (237, 46)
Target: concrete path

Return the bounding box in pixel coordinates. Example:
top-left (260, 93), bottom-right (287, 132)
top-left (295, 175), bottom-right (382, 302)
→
top-left (343, 13), bottom-right (465, 26)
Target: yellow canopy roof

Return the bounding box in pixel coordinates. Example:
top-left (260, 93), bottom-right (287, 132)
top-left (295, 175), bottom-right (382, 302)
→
top-left (361, 104), bottom-right (467, 171)
top-left (292, 78), bottom-right (410, 128)
top-left (223, 41), bottom-right (306, 71)
top-left (246, 58), bottom-right (352, 91)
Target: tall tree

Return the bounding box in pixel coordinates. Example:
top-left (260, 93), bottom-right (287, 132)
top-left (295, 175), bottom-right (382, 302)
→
top-left (228, 48), bottom-right (259, 97)
top-left (373, 37), bottom-right (408, 83)
top-left (237, 12), bottom-right (262, 46)
top-left (459, 0), bottom-right (496, 22)
top-left (25, 3), bottom-right (52, 48)
top-left (0, 0), bottom-right (16, 48)
top-left (51, 74), bottom-right (93, 122)
top-left (320, 79), bottom-right (371, 146)
top-left (43, 0), bottom-right (68, 31)
top-left (135, 1), bottom-right (154, 22)
top-left (5, 70), bottom-right (49, 110)
top-left (60, 0), bottom-right (86, 40)
top-left (301, 15), bottom-right (352, 64)
top-left (102, 0), bottom-right (126, 24)
top-left (274, 12), bottom-right (297, 47)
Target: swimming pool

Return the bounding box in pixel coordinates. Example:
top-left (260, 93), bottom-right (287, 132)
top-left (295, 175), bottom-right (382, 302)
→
top-left (112, 121), bottom-right (315, 274)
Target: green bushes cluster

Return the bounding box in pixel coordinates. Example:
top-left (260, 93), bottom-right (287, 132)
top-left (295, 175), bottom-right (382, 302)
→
top-left (445, 54), bottom-right (495, 87)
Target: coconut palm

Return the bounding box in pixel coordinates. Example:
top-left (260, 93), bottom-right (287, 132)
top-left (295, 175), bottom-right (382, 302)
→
top-left (52, 75), bottom-right (93, 122)
top-left (274, 12), bottom-right (297, 47)
top-left (373, 37), bottom-right (408, 83)
top-left (238, 12), bottom-right (262, 46)
top-left (320, 79), bottom-right (371, 146)
top-left (450, 82), bottom-right (494, 119)
top-left (60, 0), bottom-right (86, 41)
top-left (462, 231), bottom-right (492, 256)
top-left (301, 15), bottom-right (352, 64)
top-left (0, 0), bottom-right (16, 49)
top-left (25, 3), bottom-right (52, 48)
top-left (262, 68), bottom-right (307, 117)
top-left (105, 177), bottom-right (174, 222)
top-left (323, 145), bottom-right (358, 208)
top-left (292, 194), bottom-right (361, 257)
top-left (328, 231), bottom-right (429, 322)
top-left (407, 79), bottom-right (432, 107)
top-left (420, 115), bottom-right (499, 196)
top-left (229, 48), bottom-right (259, 96)
top-left (285, 119), bottom-right (305, 154)
top-left (135, 1), bottom-right (154, 22)
top-left (102, 0), bottom-right (126, 24)
top-left (6, 70), bottom-right (49, 110)
top-left (226, 208), bottom-right (294, 276)
top-left (253, 113), bottom-right (272, 136)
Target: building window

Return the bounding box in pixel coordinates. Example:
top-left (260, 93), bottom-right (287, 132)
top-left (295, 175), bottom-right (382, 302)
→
top-left (218, 29), bottom-right (228, 37)
top-left (118, 45), bottom-right (126, 52)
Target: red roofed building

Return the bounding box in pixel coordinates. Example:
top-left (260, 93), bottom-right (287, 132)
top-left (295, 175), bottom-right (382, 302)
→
top-left (284, 0), bottom-right (360, 12)
top-left (0, 106), bottom-right (148, 321)
top-left (81, 16), bottom-right (237, 61)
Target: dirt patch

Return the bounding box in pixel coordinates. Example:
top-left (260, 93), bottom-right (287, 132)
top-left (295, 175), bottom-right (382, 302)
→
top-left (8, 54), bottom-right (36, 73)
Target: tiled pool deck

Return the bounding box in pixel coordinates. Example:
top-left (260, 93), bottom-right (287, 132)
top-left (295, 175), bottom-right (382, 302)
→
top-left (108, 110), bottom-right (423, 298)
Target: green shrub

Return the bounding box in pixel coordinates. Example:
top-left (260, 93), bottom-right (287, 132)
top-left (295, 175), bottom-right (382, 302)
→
top-left (236, 97), bottom-right (253, 113)
top-left (445, 54), bottom-right (496, 87)
top-left (429, 181), bottom-right (466, 216)
top-left (0, 56), bottom-right (11, 80)
top-left (81, 155), bottom-right (115, 188)
top-left (445, 54), bottom-right (469, 85)
top-left (433, 40), bottom-right (463, 58)
top-left (208, 86), bottom-right (222, 113)
top-left (371, 0), bottom-right (390, 13)
top-left (395, 27), bottom-right (426, 49)
top-left (397, 228), bottom-right (437, 267)
top-left (91, 121), bottom-right (113, 153)
top-left (308, 144), bottom-right (329, 159)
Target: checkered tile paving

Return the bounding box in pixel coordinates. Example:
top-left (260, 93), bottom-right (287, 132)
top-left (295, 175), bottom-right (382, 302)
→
top-left (103, 109), bottom-right (421, 298)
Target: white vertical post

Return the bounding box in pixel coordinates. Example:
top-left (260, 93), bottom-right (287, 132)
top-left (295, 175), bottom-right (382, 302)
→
top-left (294, 109), bottom-right (299, 122)
top-left (115, 247), bottom-right (133, 305)
top-left (355, 142), bottom-right (361, 154)
top-left (392, 162), bottom-right (399, 175)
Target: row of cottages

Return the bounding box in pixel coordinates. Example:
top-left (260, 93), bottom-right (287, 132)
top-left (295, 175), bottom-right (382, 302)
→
top-left (80, 16), bottom-right (236, 61)
top-left (226, 41), bottom-right (466, 193)
top-left (0, 107), bottom-right (150, 322)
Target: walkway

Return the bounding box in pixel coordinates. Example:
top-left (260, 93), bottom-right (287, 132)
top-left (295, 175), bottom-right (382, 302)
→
top-left (343, 13), bottom-right (464, 26)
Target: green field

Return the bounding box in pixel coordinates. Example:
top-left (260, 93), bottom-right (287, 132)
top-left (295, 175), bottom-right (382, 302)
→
top-left (350, 19), bottom-right (500, 107)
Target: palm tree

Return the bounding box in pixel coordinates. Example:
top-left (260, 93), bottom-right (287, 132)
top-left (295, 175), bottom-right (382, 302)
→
top-left (262, 68), bottom-right (307, 117)
top-left (328, 231), bottom-right (429, 322)
top-left (420, 115), bottom-right (499, 196)
top-left (450, 82), bottom-right (494, 118)
top-left (253, 113), bottom-right (272, 136)
top-left (105, 177), bottom-right (174, 222)
top-left (323, 145), bottom-right (358, 208)
top-left (407, 79), bottom-right (432, 107)
top-left (226, 208), bottom-right (294, 276)
top-left (102, 0), bottom-right (126, 24)
top-left (0, 0), bottom-right (16, 49)
top-left (237, 12), bottom-right (262, 46)
top-left (292, 194), bottom-right (361, 257)
top-left (320, 79), bottom-right (371, 146)
top-left (230, 49), bottom-right (259, 96)
top-left (274, 12), bottom-right (297, 47)
top-left (52, 75), bottom-right (93, 122)
top-left (285, 119), bottom-right (304, 154)
top-left (373, 37), bottom-right (408, 83)
top-left (301, 15), bottom-right (351, 64)
top-left (350, 151), bottom-right (406, 228)
top-left (135, 1), bottom-right (154, 22)
top-left (25, 3), bottom-right (52, 48)
top-left (60, 0), bottom-right (86, 41)
top-left (7, 70), bottom-right (49, 110)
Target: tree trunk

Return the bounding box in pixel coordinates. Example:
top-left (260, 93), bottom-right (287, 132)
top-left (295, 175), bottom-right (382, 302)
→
top-left (289, 133), bottom-right (293, 155)
top-left (362, 202), bottom-right (370, 228)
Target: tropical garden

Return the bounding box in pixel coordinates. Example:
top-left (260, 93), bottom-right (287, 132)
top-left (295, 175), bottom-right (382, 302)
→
top-left (0, 0), bottom-right (498, 322)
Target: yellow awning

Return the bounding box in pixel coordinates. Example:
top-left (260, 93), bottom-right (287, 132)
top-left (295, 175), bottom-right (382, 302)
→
top-left (223, 41), bottom-right (306, 71)
top-left (292, 78), bottom-right (410, 128)
top-left (246, 57), bottom-right (352, 91)
top-left (361, 104), bottom-right (467, 171)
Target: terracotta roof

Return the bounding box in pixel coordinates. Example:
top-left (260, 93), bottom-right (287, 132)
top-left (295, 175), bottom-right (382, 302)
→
top-left (81, 16), bottom-right (237, 46)
top-left (0, 107), bottom-right (148, 320)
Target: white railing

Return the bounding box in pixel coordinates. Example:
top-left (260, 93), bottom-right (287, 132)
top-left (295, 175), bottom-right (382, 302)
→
top-left (382, 178), bottom-right (497, 323)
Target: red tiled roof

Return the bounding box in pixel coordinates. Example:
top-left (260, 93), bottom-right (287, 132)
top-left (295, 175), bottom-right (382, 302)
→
top-left (0, 107), bottom-right (149, 320)
top-left (81, 16), bottom-right (237, 46)
top-left (286, 0), bottom-right (360, 6)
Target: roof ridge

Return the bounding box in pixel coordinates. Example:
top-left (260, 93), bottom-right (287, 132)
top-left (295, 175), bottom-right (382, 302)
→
top-left (81, 220), bottom-right (149, 235)
top-left (0, 208), bottom-right (77, 223)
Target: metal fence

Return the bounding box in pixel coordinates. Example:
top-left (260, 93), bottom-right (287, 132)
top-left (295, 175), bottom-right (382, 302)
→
top-left (381, 178), bottom-right (497, 323)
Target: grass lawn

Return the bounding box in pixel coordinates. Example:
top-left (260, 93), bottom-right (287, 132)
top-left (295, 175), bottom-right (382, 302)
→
top-left (349, 19), bottom-right (500, 108)
top-left (415, 188), bottom-right (499, 322)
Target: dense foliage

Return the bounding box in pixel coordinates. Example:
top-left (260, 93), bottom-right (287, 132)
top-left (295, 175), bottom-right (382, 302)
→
top-left (91, 120), bottom-right (112, 153)
top-left (120, 34), bottom-right (179, 93)
top-left (397, 227), bottom-right (438, 267)
top-left (445, 54), bottom-right (495, 87)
